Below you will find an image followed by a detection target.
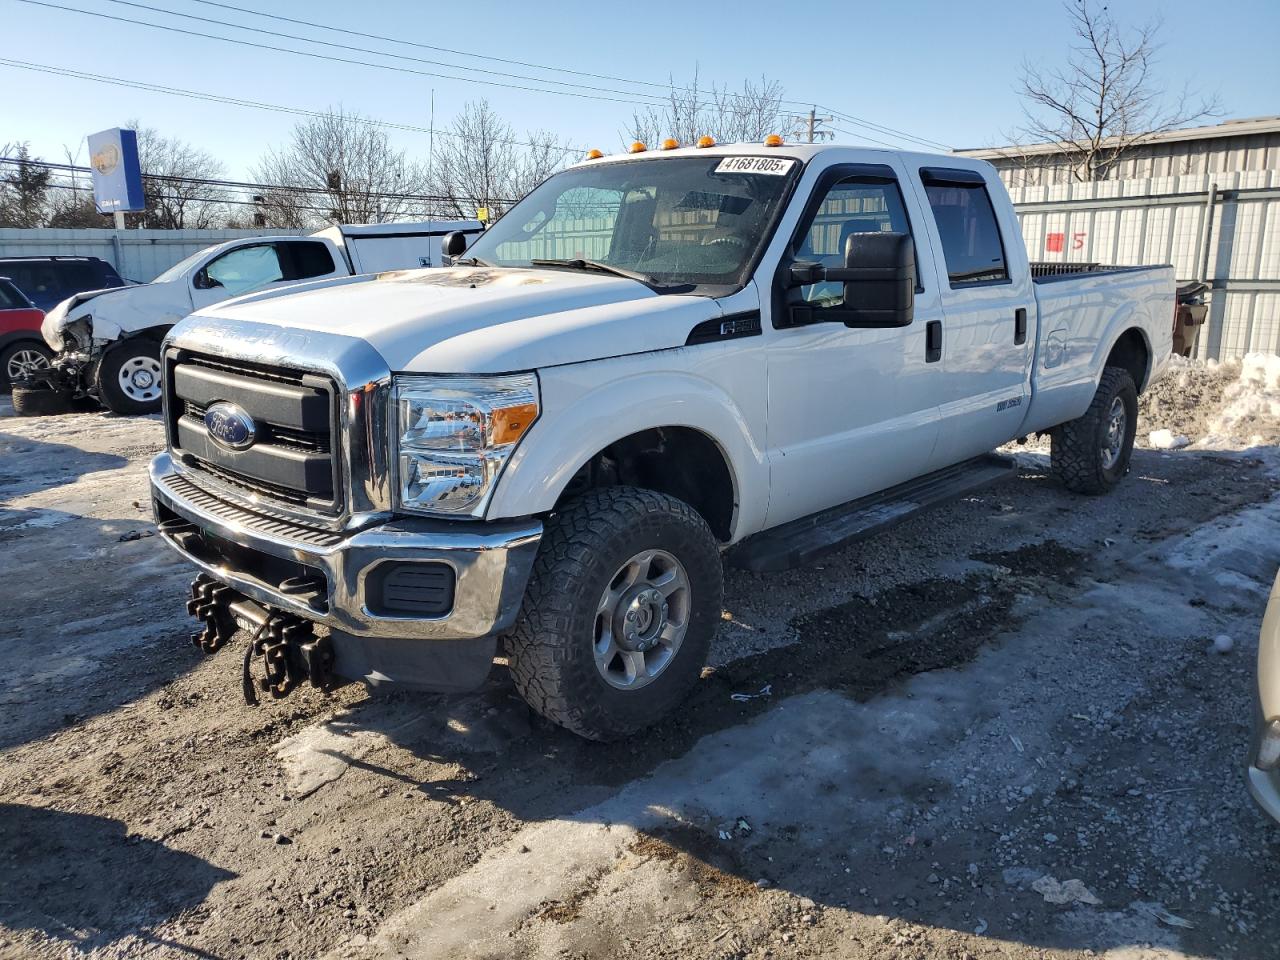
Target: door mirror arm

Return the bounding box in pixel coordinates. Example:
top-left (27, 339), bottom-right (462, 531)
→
top-left (193, 269), bottom-right (222, 290)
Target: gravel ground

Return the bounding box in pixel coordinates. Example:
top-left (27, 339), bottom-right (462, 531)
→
top-left (0, 358), bottom-right (1277, 960)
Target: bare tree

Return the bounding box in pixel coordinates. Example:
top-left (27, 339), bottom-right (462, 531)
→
top-left (426, 100), bottom-right (571, 220)
top-left (129, 123), bottom-right (231, 229)
top-left (1011, 0), bottom-right (1221, 182)
top-left (0, 142), bottom-right (52, 228)
top-left (626, 72), bottom-right (787, 148)
top-left (254, 108), bottom-right (429, 227)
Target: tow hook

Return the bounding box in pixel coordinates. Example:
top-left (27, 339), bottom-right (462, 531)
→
top-left (185, 574), bottom-right (336, 704)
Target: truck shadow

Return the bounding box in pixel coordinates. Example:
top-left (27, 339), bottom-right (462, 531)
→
top-left (0, 803), bottom-right (234, 955)
top-left (311, 518), bottom-right (1277, 958)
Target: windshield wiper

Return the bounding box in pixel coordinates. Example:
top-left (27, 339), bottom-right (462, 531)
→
top-left (529, 258), bottom-right (656, 286)
top-left (451, 255), bottom-right (492, 267)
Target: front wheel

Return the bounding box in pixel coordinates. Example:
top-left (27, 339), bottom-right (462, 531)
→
top-left (1051, 366), bottom-right (1138, 495)
top-left (506, 487), bottom-right (724, 741)
top-left (97, 339), bottom-right (163, 415)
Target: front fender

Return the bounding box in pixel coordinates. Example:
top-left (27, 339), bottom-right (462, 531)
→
top-left (485, 349), bottom-right (768, 542)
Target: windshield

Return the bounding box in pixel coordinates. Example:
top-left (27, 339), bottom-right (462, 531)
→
top-left (153, 248), bottom-right (213, 284)
top-left (463, 156), bottom-right (800, 292)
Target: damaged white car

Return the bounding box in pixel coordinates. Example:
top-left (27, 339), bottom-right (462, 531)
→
top-left (25, 221), bottom-right (482, 416)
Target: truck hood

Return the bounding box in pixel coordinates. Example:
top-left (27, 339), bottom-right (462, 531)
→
top-left (42, 281), bottom-right (190, 350)
top-left (190, 267), bottom-right (721, 372)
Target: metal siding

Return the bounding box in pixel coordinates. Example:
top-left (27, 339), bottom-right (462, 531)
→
top-left (1011, 170), bottom-right (1280, 360)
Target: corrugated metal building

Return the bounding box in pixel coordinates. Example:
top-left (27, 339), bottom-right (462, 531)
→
top-left (956, 117), bottom-right (1280, 360)
top-left (956, 115), bottom-right (1280, 188)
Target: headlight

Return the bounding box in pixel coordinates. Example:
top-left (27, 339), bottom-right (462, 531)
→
top-left (393, 374), bottom-right (539, 517)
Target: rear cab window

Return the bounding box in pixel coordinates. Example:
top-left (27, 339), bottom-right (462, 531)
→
top-left (919, 168), bottom-right (1009, 287)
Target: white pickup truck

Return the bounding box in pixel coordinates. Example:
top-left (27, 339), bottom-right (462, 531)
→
top-left (29, 220), bottom-right (481, 415)
top-left (149, 142), bottom-right (1174, 739)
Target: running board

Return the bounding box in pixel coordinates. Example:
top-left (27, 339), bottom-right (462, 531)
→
top-left (728, 454), bottom-right (1017, 572)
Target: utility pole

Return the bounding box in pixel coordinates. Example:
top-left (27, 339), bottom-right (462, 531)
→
top-left (793, 107), bottom-right (834, 144)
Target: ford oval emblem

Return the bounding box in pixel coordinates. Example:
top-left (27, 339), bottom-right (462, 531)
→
top-left (204, 401), bottom-right (257, 451)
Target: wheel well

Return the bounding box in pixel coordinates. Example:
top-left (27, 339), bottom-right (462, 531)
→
top-left (556, 427), bottom-right (736, 542)
top-left (1105, 328), bottom-right (1150, 392)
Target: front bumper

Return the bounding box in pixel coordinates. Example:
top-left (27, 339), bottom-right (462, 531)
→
top-left (1247, 697), bottom-right (1280, 825)
top-left (150, 451), bottom-right (542, 641)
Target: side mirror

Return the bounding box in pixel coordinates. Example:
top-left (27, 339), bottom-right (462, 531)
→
top-left (441, 231), bottom-right (469, 260)
top-left (193, 269), bottom-right (222, 290)
top-left (788, 232), bottom-right (915, 328)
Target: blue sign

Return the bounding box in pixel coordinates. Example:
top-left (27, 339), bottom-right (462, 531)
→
top-left (87, 128), bottom-right (145, 213)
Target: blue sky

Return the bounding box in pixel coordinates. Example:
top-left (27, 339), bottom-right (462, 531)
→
top-left (3, 0), bottom-right (1277, 178)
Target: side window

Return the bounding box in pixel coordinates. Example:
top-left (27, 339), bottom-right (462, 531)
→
top-left (277, 240), bottom-right (337, 281)
top-left (0, 281), bottom-right (19, 308)
top-left (793, 176), bottom-right (915, 307)
top-left (204, 244), bottom-right (284, 294)
top-left (921, 174), bottom-right (1008, 286)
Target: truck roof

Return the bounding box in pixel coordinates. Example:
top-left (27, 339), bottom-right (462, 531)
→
top-left (571, 141), bottom-right (990, 173)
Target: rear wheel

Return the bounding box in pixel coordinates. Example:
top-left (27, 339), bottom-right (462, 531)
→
top-left (506, 487), bottom-right (723, 741)
top-left (1051, 366), bottom-right (1138, 495)
top-left (0, 341), bottom-right (53, 392)
top-left (97, 339), bottom-right (163, 415)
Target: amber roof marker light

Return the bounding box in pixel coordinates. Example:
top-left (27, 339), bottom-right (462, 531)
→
top-left (764, 134), bottom-right (784, 147)
top-left (629, 141), bottom-right (647, 153)
top-left (661, 138), bottom-right (679, 150)
top-left (585, 148), bottom-right (604, 160)
top-left (696, 135), bottom-right (716, 148)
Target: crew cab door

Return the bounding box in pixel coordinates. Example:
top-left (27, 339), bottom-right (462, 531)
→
top-left (910, 167), bottom-right (1036, 468)
top-left (762, 162), bottom-right (946, 528)
top-left (190, 239), bottom-right (347, 311)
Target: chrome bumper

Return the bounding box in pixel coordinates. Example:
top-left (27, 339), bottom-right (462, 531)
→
top-left (150, 451), bottom-right (541, 641)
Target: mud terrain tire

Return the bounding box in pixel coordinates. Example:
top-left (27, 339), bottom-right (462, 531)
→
top-left (506, 487), bottom-right (723, 741)
top-left (1051, 366), bottom-right (1138, 495)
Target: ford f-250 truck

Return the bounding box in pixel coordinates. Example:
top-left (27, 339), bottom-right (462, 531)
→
top-left (150, 141), bottom-right (1174, 740)
top-left (28, 220), bottom-right (481, 416)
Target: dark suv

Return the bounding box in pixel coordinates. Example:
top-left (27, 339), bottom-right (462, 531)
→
top-left (0, 256), bottom-right (127, 312)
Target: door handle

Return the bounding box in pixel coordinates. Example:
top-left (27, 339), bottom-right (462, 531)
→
top-left (1014, 307), bottom-right (1027, 345)
top-left (925, 320), bottom-right (942, 363)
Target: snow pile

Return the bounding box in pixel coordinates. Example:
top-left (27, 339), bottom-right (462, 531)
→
top-left (1140, 353), bottom-right (1280, 451)
top-left (1147, 429), bottom-right (1190, 450)
top-left (1199, 352), bottom-right (1280, 450)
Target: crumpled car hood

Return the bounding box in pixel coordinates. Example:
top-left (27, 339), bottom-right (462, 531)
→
top-left (42, 281), bottom-right (192, 350)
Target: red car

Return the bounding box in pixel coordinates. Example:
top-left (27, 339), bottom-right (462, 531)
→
top-left (0, 276), bottom-right (51, 392)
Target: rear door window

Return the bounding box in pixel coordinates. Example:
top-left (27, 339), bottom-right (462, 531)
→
top-left (276, 240), bottom-right (337, 281)
top-left (920, 169), bottom-right (1009, 286)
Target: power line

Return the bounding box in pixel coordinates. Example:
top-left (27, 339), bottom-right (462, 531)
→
top-left (1, 156), bottom-right (522, 205)
top-left (822, 107), bottom-right (953, 151)
top-left (189, 0), bottom-right (679, 92)
top-left (14, 0), bottom-right (954, 150)
top-left (13, 0), bottom-right (663, 106)
top-left (100, 0), bottom-right (678, 102)
top-left (828, 127), bottom-right (908, 150)
top-left (0, 58), bottom-right (583, 156)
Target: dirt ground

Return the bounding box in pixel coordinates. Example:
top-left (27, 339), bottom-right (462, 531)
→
top-left (1, 358), bottom-right (1278, 960)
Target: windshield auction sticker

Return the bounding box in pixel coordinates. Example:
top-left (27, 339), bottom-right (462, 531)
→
top-left (714, 156), bottom-right (795, 175)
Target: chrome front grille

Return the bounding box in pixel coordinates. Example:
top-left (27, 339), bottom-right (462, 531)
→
top-left (167, 351), bottom-right (340, 513)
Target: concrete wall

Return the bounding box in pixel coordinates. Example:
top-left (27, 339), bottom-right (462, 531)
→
top-left (0, 227), bottom-right (309, 283)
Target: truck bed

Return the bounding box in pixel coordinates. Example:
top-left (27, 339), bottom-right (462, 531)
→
top-left (1022, 262), bottom-right (1177, 435)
